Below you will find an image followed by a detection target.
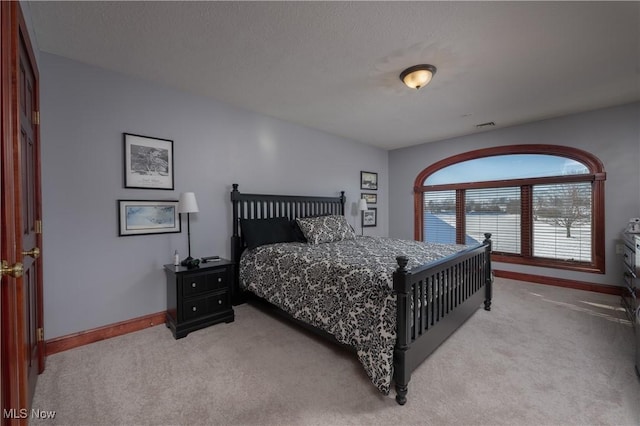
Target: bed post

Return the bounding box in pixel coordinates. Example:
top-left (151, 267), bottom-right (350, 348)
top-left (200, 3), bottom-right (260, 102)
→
top-left (393, 255), bottom-right (411, 405)
top-left (230, 183), bottom-right (243, 305)
top-left (339, 191), bottom-right (345, 215)
top-left (483, 233), bottom-right (493, 311)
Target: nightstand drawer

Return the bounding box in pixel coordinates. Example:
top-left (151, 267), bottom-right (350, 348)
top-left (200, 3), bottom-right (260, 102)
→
top-left (182, 292), bottom-right (231, 321)
top-left (182, 269), bottom-right (228, 297)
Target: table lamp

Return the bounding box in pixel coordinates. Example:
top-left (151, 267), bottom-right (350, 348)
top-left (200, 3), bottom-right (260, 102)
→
top-left (178, 192), bottom-right (199, 266)
top-left (358, 198), bottom-right (368, 236)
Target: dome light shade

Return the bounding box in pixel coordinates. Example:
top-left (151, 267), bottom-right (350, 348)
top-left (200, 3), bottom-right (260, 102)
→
top-left (399, 64), bottom-right (437, 90)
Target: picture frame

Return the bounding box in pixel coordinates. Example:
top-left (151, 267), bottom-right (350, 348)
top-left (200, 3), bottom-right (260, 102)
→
top-left (118, 200), bottom-right (181, 236)
top-left (124, 133), bottom-right (174, 190)
top-left (361, 193), bottom-right (377, 205)
top-left (362, 207), bottom-right (377, 228)
top-left (360, 171), bottom-right (378, 190)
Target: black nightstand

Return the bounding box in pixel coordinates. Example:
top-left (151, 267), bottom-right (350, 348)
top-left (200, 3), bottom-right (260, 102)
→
top-left (164, 259), bottom-right (235, 339)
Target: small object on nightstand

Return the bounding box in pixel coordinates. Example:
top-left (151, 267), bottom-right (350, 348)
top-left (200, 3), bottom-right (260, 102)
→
top-left (164, 259), bottom-right (234, 339)
top-left (174, 250), bottom-right (180, 266)
top-left (627, 218), bottom-right (640, 233)
top-left (182, 258), bottom-right (200, 269)
top-left (201, 256), bottom-right (220, 263)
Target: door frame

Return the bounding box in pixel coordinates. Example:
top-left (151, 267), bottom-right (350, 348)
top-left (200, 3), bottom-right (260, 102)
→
top-left (1, 0), bottom-right (44, 416)
top-left (1, 1), bottom-right (21, 418)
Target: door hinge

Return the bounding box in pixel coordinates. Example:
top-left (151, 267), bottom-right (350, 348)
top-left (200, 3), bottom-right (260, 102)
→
top-left (35, 219), bottom-right (42, 234)
top-left (37, 327), bottom-right (44, 342)
top-left (33, 110), bottom-right (40, 126)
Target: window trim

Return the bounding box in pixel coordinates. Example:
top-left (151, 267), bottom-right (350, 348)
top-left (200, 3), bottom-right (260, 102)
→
top-left (414, 144), bottom-right (606, 274)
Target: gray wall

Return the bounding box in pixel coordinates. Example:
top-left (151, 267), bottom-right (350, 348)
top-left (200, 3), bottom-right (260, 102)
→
top-left (19, 1), bottom-right (40, 65)
top-left (40, 53), bottom-right (388, 339)
top-left (389, 102), bottom-right (640, 287)
top-left (38, 52), bottom-right (639, 339)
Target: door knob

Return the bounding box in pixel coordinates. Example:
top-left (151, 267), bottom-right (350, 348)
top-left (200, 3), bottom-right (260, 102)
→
top-left (22, 247), bottom-right (40, 259)
top-left (1, 260), bottom-right (24, 278)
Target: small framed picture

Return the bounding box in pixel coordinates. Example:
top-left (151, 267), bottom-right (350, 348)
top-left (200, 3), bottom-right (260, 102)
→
top-left (360, 171), bottom-right (378, 190)
top-left (362, 207), bottom-right (377, 228)
top-left (124, 133), bottom-right (174, 189)
top-left (118, 200), bottom-right (181, 236)
top-left (361, 193), bottom-right (377, 205)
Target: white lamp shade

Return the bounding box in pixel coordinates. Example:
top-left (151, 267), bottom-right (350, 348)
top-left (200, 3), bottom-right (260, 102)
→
top-left (178, 192), bottom-right (199, 213)
top-left (358, 198), bottom-right (368, 211)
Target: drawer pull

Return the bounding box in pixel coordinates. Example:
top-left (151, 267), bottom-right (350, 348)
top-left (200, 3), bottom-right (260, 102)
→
top-left (192, 306), bottom-right (197, 312)
top-left (192, 283), bottom-right (197, 288)
top-left (218, 278), bottom-right (223, 283)
top-left (218, 299), bottom-right (222, 305)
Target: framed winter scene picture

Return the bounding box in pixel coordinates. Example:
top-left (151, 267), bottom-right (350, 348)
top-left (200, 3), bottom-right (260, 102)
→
top-left (124, 133), bottom-right (174, 190)
top-left (118, 200), bottom-right (180, 236)
top-left (360, 171), bottom-right (378, 190)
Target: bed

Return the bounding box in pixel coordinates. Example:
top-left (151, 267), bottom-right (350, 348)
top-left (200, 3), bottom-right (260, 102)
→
top-left (230, 184), bottom-right (493, 405)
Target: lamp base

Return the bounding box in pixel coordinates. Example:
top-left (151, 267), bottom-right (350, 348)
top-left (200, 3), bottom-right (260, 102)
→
top-left (180, 256), bottom-right (200, 269)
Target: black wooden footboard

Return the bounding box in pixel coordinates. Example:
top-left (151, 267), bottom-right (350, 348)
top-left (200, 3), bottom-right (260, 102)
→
top-left (392, 234), bottom-right (492, 405)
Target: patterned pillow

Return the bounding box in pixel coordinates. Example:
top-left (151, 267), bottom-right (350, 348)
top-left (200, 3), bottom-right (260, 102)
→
top-left (296, 215), bottom-right (356, 244)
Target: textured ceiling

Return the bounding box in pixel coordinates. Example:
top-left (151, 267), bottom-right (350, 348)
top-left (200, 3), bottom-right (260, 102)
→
top-left (29, 1), bottom-right (640, 150)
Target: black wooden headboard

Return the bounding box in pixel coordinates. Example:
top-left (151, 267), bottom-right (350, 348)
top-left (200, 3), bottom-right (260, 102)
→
top-left (230, 183), bottom-right (345, 303)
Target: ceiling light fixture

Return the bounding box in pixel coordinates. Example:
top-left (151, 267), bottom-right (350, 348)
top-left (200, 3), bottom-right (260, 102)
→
top-left (399, 64), bottom-right (437, 90)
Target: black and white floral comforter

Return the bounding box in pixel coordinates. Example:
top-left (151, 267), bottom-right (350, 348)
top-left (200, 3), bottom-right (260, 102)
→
top-left (239, 236), bottom-right (466, 394)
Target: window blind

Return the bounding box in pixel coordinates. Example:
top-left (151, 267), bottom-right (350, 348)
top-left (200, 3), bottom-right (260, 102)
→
top-left (464, 187), bottom-right (521, 254)
top-left (423, 190), bottom-right (456, 244)
top-left (532, 183), bottom-right (592, 262)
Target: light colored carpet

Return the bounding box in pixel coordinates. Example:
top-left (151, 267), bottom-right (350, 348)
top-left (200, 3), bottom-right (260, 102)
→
top-left (32, 278), bottom-right (639, 425)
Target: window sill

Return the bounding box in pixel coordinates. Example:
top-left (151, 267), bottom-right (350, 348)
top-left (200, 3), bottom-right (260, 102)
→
top-left (491, 253), bottom-right (604, 274)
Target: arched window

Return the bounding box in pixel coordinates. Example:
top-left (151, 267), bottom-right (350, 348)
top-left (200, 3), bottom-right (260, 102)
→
top-left (414, 145), bottom-right (606, 273)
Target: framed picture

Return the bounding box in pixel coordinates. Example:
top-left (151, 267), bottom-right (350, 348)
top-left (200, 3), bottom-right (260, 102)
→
top-left (361, 193), bottom-right (377, 205)
top-left (360, 171), bottom-right (378, 190)
top-left (362, 207), bottom-right (377, 228)
top-left (124, 133), bottom-right (174, 189)
top-left (118, 200), bottom-right (181, 236)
